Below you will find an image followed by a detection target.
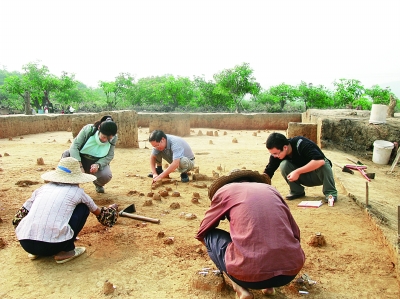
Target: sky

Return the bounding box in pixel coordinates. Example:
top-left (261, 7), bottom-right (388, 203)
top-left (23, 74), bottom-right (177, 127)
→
top-left (2, 0), bottom-right (400, 92)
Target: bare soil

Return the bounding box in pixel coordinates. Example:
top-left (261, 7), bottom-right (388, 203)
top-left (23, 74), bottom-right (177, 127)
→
top-left (0, 126), bottom-right (399, 299)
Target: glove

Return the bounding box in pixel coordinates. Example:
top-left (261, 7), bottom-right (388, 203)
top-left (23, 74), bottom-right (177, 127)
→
top-left (12, 206), bottom-right (29, 228)
top-left (96, 206), bottom-right (119, 227)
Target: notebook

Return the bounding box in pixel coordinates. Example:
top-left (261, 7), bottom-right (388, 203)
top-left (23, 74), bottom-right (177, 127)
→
top-left (297, 200), bottom-right (323, 208)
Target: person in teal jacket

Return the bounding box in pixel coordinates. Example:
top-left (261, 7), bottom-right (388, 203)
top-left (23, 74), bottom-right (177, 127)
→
top-left (62, 115), bottom-right (118, 193)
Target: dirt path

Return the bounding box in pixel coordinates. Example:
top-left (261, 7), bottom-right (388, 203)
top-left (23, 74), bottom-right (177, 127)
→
top-left (0, 129), bottom-right (398, 299)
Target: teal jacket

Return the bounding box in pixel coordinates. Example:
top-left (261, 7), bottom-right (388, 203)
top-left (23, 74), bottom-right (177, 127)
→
top-left (69, 124), bottom-right (118, 170)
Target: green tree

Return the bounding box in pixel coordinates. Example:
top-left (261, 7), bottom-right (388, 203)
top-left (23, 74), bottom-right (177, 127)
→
top-left (99, 81), bottom-right (117, 109)
top-left (333, 79), bottom-right (365, 108)
top-left (298, 82), bottom-right (333, 109)
top-left (0, 68), bottom-right (21, 111)
top-left (128, 75), bottom-right (193, 111)
top-left (2, 62), bottom-right (77, 114)
top-left (130, 76), bottom-right (162, 107)
top-left (365, 85), bottom-right (391, 105)
top-left (114, 72), bottom-right (135, 107)
top-left (267, 83), bottom-right (299, 111)
top-left (213, 63), bottom-right (260, 113)
top-left (22, 62), bottom-right (51, 110)
top-left (2, 75), bottom-right (32, 114)
top-left (192, 76), bottom-right (231, 111)
top-left (162, 75), bottom-right (193, 109)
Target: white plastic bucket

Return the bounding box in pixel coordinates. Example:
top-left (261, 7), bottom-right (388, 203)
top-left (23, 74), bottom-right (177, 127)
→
top-left (369, 104), bottom-right (387, 124)
top-left (372, 140), bottom-right (394, 165)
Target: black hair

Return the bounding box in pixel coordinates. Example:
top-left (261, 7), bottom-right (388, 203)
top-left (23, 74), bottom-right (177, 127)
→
top-left (99, 121), bottom-right (117, 136)
top-left (94, 115), bottom-right (113, 127)
top-left (149, 130), bottom-right (167, 142)
top-left (266, 132), bottom-right (289, 150)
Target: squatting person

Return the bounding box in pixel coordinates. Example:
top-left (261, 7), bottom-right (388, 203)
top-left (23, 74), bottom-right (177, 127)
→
top-left (195, 169), bottom-right (305, 299)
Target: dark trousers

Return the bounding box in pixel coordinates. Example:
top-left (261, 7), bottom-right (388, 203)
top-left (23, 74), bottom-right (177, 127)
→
top-left (280, 159), bottom-right (337, 196)
top-left (61, 150), bottom-right (112, 187)
top-left (19, 204), bottom-right (90, 256)
top-left (204, 228), bottom-right (296, 289)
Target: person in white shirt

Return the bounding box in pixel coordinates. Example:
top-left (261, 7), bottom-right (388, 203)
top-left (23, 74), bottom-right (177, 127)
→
top-left (12, 157), bottom-right (118, 264)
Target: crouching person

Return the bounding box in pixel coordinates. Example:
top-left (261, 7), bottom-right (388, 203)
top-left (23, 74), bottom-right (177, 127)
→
top-left (195, 169), bottom-right (305, 298)
top-left (12, 157), bottom-right (118, 264)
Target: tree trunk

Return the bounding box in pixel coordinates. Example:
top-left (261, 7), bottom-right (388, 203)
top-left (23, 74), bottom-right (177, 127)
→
top-left (24, 92), bottom-right (32, 115)
top-left (43, 90), bottom-right (49, 107)
top-left (234, 96), bottom-right (242, 113)
top-left (387, 95), bottom-right (396, 117)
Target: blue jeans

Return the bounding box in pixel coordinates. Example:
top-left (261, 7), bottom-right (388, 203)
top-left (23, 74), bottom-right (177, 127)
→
top-left (204, 228), bottom-right (296, 289)
top-left (62, 150), bottom-right (112, 186)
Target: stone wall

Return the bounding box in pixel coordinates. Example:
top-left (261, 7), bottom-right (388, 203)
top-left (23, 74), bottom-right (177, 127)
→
top-left (0, 111), bottom-right (138, 148)
top-left (1, 112), bottom-right (302, 139)
top-left (147, 113), bottom-right (190, 137)
top-left (2, 110), bottom-right (398, 154)
top-left (286, 122), bottom-right (318, 146)
top-left (138, 112), bottom-right (301, 130)
top-left (0, 114), bottom-right (72, 138)
top-left (70, 111), bottom-right (138, 148)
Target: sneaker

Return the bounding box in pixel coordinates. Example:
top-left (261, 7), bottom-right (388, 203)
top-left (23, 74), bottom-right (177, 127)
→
top-left (28, 254), bottom-right (39, 260)
top-left (95, 184), bottom-right (105, 193)
top-left (180, 172), bottom-right (189, 183)
top-left (285, 192), bottom-right (305, 200)
top-left (325, 195), bottom-right (337, 203)
top-left (55, 247), bottom-right (86, 264)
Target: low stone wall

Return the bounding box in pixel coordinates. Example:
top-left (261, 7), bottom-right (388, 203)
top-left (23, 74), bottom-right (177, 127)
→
top-left (0, 114), bottom-right (73, 138)
top-left (303, 109), bottom-right (400, 153)
top-left (69, 111), bottom-right (138, 148)
top-left (0, 111), bottom-right (138, 148)
top-left (287, 122), bottom-right (318, 146)
top-left (1, 111), bottom-right (302, 139)
top-left (139, 112), bottom-right (301, 130)
top-left (1, 110), bottom-right (398, 154)
top-left (147, 113), bottom-right (190, 137)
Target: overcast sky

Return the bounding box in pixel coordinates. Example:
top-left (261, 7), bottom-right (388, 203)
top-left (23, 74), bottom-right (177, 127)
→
top-left (2, 0), bottom-right (400, 91)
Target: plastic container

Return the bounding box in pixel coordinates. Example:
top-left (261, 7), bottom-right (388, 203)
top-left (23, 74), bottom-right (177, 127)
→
top-left (369, 104), bottom-right (387, 124)
top-left (372, 140), bottom-right (394, 165)
top-left (328, 195), bottom-right (334, 207)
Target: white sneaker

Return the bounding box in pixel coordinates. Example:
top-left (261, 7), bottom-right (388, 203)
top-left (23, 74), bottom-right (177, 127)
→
top-left (55, 247), bottom-right (86, 264)
top-left (28, 254), bottom-right (39, 260)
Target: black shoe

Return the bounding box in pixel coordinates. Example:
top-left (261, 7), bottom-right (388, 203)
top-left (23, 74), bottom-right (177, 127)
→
top-left (95, 184), bottom-right (105, 193)
top-left (285, 192), bottom-right (305, 200)
top-left (148, 168), bottom-right (163, 178)
top-left (180, 172), bottom-right (189, 183)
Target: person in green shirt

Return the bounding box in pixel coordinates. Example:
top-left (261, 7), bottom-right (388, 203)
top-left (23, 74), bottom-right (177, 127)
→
top-left (62, 115), bottom-right (118, 193)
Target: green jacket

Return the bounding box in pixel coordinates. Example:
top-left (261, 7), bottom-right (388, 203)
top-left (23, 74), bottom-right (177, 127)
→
top-left (69, 124), bottom-right (118, 170)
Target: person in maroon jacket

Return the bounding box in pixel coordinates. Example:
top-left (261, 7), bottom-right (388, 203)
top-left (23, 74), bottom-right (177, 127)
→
top-left (195, 170), bottom-right (305, 299)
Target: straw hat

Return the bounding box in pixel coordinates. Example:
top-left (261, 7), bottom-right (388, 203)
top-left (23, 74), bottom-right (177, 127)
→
top-left (208, 169), bottom-right (271, 200)
top-left (41, 157), bottom-right (96, 184)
